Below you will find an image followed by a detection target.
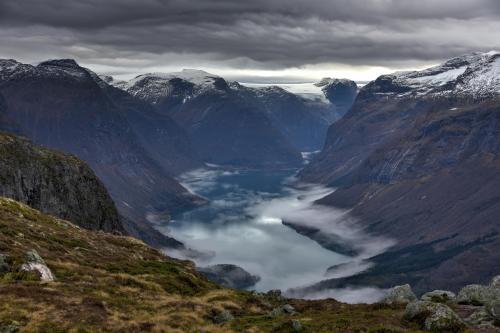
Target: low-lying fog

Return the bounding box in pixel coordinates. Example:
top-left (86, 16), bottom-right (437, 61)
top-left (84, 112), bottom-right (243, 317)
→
top-left (154, 167), bottom-right (395, 303)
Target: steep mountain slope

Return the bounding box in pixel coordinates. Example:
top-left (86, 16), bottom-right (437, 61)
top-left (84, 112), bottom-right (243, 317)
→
top-left (0, 59), bottom-right (203, 248)
top-left (118, 70), bottom-right (312, 167)
top-left (0, 93), bottom-right (18, 134)
top-left (94, 73), bottom-right (203, 175)
top-left (0, 132), bottom-right (124, 233)
top-left (231, 83), bottom-right (334, 151)
top-left (299, 52), bottom-right (500, 292)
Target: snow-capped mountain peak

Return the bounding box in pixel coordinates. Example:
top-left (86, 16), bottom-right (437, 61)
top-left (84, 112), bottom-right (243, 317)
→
top-left (116, 69), bottom-right (228, 105)
top-left (125, 69), bottom-right (221, 89)
top-left (0, 59), bottom-right (27, 81)
top-left (455, 51), bottom-right (500, 97)
top-left (369, 51), bottom-right (500, 99)
top-left (0, 58), bottom-right (94, 82)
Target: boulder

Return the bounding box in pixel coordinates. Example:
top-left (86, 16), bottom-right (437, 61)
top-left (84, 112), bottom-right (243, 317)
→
top-left (274, 319), bottom-right (303, 332)
top-left (270, 304), bottom-right (297, 316)
top-left (197, 264), bottom-right (260, 289)
top-left (490, 275), bottom-right (500, 289)
top-left (457, 284), bottom-right (499, 305)
top-left (25, 249), bottom-right (45, 264)
top-left (0, 321), bottom-right (20, 333)
top-left (485, 299), bottom-right (500, 320)
top-left (423, 303), bottom-right (465, 332)
top-left (0, 254), bottom-right (9, 274)
top-left (282, 304), bottom-right (296, 314)
top-left (404, 301), bottom-right (436, 320)
top-left (421, 290), bottom-right (456, 303)
top-left (465, 308), bottom-right (495, 327)
top-left (291, 320), bottom-right (303, 331)
top-left (382, 284), bottom-right (417, 304)
top-left (213, 310), bottom-right (234, 325)
top-left (404, 301), bottom-right (465, 332)
top-left (20, 250), bottom-right (55, 282)
top-left (266, 289), bottom-right (285, 301)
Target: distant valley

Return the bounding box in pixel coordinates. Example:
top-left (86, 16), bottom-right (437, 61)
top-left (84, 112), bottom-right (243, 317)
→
top-left (0, 58), bottom-right (356, 258)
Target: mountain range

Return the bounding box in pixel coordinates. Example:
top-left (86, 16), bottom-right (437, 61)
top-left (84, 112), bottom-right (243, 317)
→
top-left (0, 59), bottom-right (352, 250)
top-left (1, 52), bottom-right (499, 293)
top-left (0, 59), bottom-right (205, 249)
top-left (110, 69), bottom-right (354, 168)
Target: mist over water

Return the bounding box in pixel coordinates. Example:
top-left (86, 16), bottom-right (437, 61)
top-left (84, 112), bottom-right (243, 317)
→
top-left (156, 167), bottom-right (394, 303)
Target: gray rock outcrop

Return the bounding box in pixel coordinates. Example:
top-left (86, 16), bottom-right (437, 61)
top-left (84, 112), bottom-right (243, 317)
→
top-left (291, 319), bottom-right (303, 331)
top-left (490, 275), bottom-right (500, 289)
top-left (457, 284), bottom-right (500, 305)
top-left (0, 254), bottom-right (9, 274)
top-left (0, 132), bottom-right (124, 233)
top-left (465, 307), bottom-right (494, 327)
top-left (421, 290), bottom-right (456, 303)
top-left (382, 284), bottom-right (417, 304)
top-left (404, 301), bottom-right (465, 332)
top-left (197, 264), bottom-right (260, 289)
top-left (485, 299), bottom-right (500, 321)
top-left (213, 310), bottom-right (234, 324)
top-left (270, 304), bottom-right (297, 316)
top-left (20, 250), bottom-right (55, 282)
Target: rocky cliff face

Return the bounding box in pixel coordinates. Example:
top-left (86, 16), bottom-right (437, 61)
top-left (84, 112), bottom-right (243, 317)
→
top-left (118, 70), bottom-right (304, 168)
top-left (0, 93), bottom-right (18, 134)
top-left (0, 132), bottom-right (124, 233)
top-left (92, 72), bottom-right (203, 175)
top-left (231, 83), bottom-right (333, 151)
top-left (0, 59), bottom-right (203, 248)
top-left (300, 52), bottom-right (500, 292)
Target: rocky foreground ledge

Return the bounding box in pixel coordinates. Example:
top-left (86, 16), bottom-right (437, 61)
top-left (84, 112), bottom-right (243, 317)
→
top-left (381, 279), bottom-right (500, 332)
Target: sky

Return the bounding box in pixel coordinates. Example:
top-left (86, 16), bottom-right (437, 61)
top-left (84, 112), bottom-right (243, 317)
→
top-left (1, 0), bottom-right (500, 83)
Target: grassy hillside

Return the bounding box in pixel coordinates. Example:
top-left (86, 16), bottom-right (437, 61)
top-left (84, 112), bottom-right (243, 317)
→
top-left (0, 197), bottom-right (443, 332)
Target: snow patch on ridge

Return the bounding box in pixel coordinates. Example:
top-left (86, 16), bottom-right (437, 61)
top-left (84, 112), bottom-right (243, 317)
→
top-left (376, 51), bottom-right (500, 99)
top-left (406, 66), bottom-right (467, 87)
top-left (126, 69), bottom-right (220, 89)
top-left (456, 54), bottom-right (500, 96)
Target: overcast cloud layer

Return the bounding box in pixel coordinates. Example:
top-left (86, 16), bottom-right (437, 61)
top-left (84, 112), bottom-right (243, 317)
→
top-left (1, 0), bottom-right (499, 81)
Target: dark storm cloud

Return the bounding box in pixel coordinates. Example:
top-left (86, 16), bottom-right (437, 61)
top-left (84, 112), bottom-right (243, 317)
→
top-left (1, 0), bottom-right (500, 71)
top-left (2, 0), bottom-right (500, 27)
